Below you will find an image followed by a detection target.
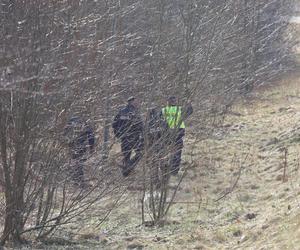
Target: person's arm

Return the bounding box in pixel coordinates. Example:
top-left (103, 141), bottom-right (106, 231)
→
top-left (135, 113), bottom-right (144, 135)
top-left (86, 126), bottom-right (95, 152)
top-left (186, 103), bottom-right (193, 117)
top-left (158, 110), bottom-right (168, 130)
top-left (63, 122), bottom-right (73, 146)
top-left (112, 111), bottom-right (122, 137)
top-left (160, 108), bottom-right (169, 130)
top-left (112, 112), bottom-right (119, 130)
top-left (183, 103), bottom-right (193, 119)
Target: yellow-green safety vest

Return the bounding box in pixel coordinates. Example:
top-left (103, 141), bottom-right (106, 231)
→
top-left (162, 106), bottom-right (185, 129)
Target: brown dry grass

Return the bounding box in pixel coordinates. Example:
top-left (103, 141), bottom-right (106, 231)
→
top-left (2, 73), bottom-right (300, 250)
top-left (59, 71), bottom-right (300, 250)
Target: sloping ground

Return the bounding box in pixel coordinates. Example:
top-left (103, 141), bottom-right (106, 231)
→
top-left (41, 20), bottom-right (300, 250)
top-left (189, 72), bottom-right (300, 250)
top-left (53, 72), bottom-right (300, 250)
top-left (190, 71), bottom-right (300, 249)
top-left (8, 73), bottom-right (300, 249)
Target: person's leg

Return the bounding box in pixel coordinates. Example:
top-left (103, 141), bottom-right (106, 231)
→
top-left (159, 145), bottom-right (170, 185)
top-left (71, 156), bottom-right (85, 186)
top-left (170, 129), bottom-right (184, 175)
top-left (76, 160), bottom-right (85, 186)
top-left (131, 138), bottom-right (143, 166)
top-left (121, 138), bottom-right (132, 166)
top-left (170, 147), bottom-right (182, 174)
top-left (149, 137), bottom-right (161, 189)
top-left (152, 142), bottom-right (163, 189)
top-left (121, 138), bottom-right (133, 176)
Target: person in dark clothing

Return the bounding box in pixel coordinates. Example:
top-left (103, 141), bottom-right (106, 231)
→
top-left (64, 116), bottom-right (95, 187)
top-left (112, 97), bottom-right (144, 177)
top-left (146, 107), bottom-right (168, 187)
top-left (147, 107), bottom-right (167, 147)
top-left (161, 96), bottom-right (193, 175)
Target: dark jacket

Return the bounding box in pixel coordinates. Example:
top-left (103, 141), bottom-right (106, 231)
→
top-left (147, 108), bottom-right (168, 143)
top-left (64, 117), bottom-right (95, 158)
top-left (183, 103), bottom-right (193, 120)
top-left (112, 104), bottom-right (144, 139)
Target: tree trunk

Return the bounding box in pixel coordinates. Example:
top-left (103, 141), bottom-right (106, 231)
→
top-left (1, 196), bottom-right (25, 245)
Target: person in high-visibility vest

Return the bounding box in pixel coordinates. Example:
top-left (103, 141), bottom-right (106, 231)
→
top-left (161, 96), bottom-right (193, 175)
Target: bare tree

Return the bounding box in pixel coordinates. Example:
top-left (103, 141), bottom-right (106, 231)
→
top-left (0, 0), bottom-right (127, 245)
top-left (133, 0), bottom-right (294, 225)
top-left (0, 0), bottom-right (294, 246)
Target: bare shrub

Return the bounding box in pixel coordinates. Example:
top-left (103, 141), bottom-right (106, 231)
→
top-left (0, 0), bottom-right (294, 245)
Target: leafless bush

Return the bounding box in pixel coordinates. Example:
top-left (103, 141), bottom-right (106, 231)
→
top-left (0, 0), bottom-right (294, 246)
top-left (134, 0), bottom-right (294, 225)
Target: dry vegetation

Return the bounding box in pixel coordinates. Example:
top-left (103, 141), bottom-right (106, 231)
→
top-left (106, 72), bottom-right (300, 250)
top-left (0, 0), bottom-right (297, 249)
top-left (14, 71), bottom-right (299, 250)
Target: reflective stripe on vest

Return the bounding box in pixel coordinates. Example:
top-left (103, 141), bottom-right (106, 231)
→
top-left (162, 106), bottom-right (185, 129)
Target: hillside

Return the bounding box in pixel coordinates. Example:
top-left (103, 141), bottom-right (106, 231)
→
top-left (49, 13), bottom-right (300, 250)
top-left (0, 1), bottom-right (297, 248)
top-left (37, 72), bottom-right (300, 250)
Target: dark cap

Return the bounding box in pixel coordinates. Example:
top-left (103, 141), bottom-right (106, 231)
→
top-left (168, 96), bottom-right (176, 101)
top-left (127, 96), bottom-right (135, 102)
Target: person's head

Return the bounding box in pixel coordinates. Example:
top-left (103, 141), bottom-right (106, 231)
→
top-left (127, 96), bottom-right (138, 108)
top-left (149, 107), bottom-right (158, 119)
top-left (69, 116), bottom-right (80, 123)
top-left (68, 116), bottom-right (83, 126)
top-left (167, 96), bottom-right (177, 106)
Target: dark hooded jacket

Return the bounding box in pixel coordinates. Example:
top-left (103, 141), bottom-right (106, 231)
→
top-left (112, 104), bottom-right (144, 139)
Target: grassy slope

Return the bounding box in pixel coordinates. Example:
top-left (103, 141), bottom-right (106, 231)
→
top-left (61, 72), bottom-right (300, 250)
top-left (193, 73), bottom-right (300, 250)
top-left (10, 72), bottom-right (300, 250)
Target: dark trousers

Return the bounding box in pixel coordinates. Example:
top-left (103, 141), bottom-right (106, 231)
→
top-left (121, 136), bottom-right (143, 170)
top-left (168, 129), bottom-right (185, 174)
top-left (147, 133), bottom-right (165, 184)
top-left (70, 149), bottom-right (87, 186)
